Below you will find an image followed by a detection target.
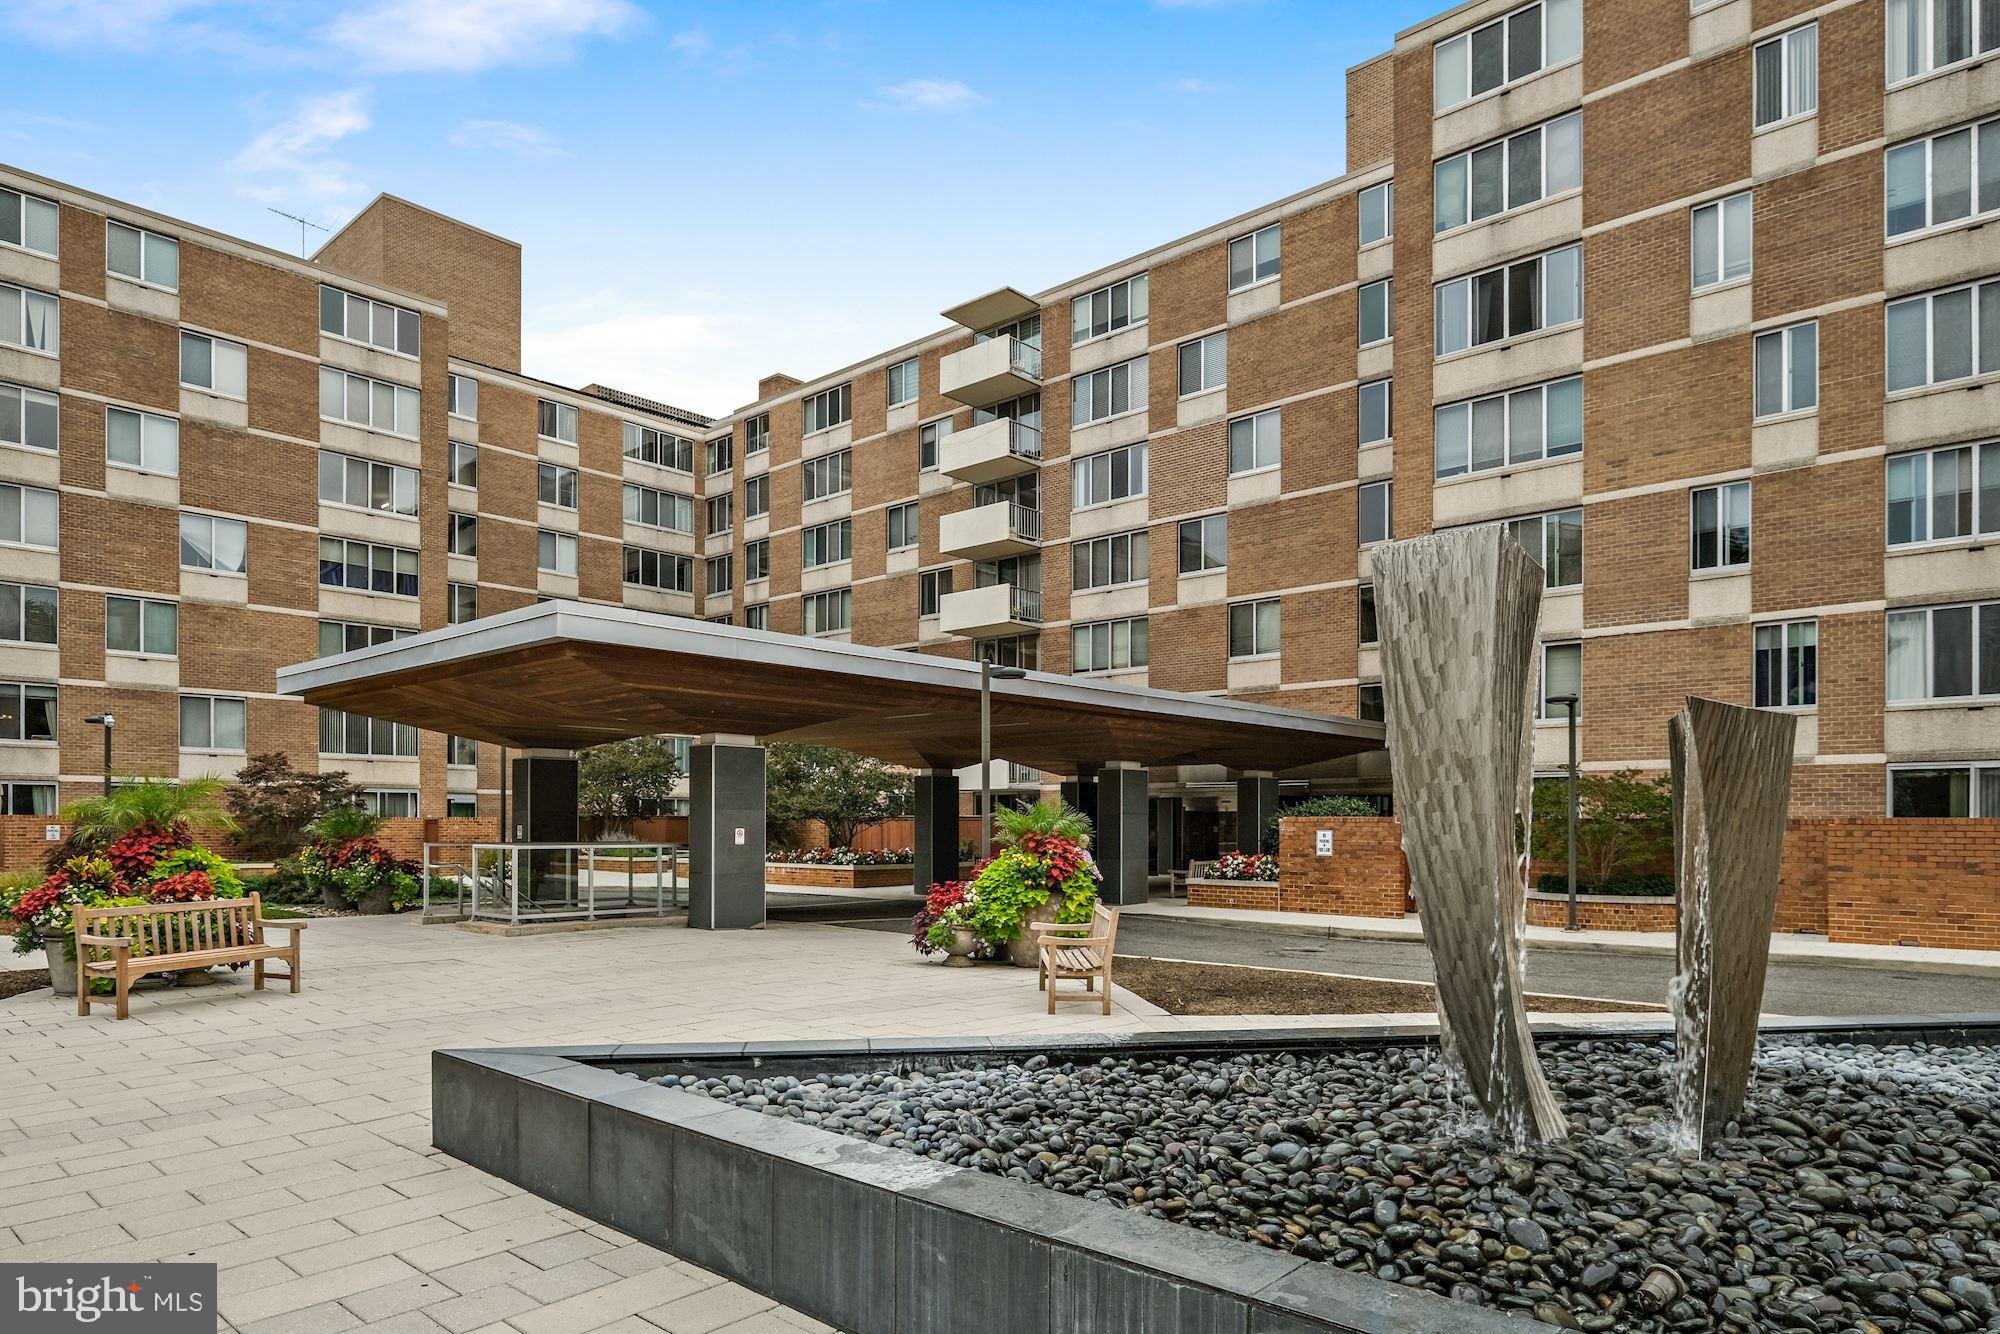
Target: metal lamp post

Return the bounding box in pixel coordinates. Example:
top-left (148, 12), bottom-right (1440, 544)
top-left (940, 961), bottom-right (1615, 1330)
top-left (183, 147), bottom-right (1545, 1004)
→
top-left (979, 662), bottom-right (1028, 859)
top-left (1545, 694), bottom-right (1581, 931)
top-left (83, 714), bottom-right (115, 796)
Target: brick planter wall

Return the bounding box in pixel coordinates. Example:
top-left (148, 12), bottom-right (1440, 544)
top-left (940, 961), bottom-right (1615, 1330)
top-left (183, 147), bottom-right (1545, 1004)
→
top-left (1186, 877), bottom-right (1280, 911)
top-left (764, 863), bottom-right (922, 889)
top-left (1195, 817), bottom-right (1409, 918)
top-left (1524, 892), bottom-right (1678, 931)
top-left (1818, 818), bottom-right (2000, 949)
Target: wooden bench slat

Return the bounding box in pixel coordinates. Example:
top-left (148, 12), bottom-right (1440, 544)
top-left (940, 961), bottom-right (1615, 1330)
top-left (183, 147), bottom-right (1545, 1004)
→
top-left (75, 892), bottom-right (300, 1021)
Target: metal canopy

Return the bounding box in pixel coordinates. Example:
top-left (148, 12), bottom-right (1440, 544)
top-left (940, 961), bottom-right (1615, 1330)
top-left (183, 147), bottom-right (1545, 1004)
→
top-left (275, 601), bottom-right (1383, 775)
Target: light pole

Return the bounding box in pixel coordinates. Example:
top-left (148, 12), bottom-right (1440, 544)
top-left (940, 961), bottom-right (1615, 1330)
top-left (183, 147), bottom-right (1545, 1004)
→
top-left (84, 714), bottom-right (115, 796)
top-left (979, 661), bottom-right (1028, 859)
top-left (1545, 694), bottom-right (1581, 932)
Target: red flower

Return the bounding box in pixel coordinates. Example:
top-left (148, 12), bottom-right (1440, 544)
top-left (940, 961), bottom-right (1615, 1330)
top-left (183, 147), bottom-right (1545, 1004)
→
top-left (105, 826), bottom-right (189, 882)
top-left (14, 884), bottom-right (64, 921)
top-left (147, 871), bottom-right (216, 903)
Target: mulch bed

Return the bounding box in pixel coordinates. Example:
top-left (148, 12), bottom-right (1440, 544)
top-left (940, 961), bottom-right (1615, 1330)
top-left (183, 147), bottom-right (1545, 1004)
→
top-left (1114, 955), bottom-right (1661, 1016)
top-left (0, 969), bottom-right (52, 1000)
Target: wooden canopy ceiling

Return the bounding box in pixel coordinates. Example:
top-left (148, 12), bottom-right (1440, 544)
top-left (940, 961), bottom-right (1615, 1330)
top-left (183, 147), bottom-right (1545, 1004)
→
top-left (275, 602), bottom-right (1383, 775)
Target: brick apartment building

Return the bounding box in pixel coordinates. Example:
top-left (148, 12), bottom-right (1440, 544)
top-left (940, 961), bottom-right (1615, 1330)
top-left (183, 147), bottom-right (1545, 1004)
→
top-left (2, 0), bottom-right (1998, 838)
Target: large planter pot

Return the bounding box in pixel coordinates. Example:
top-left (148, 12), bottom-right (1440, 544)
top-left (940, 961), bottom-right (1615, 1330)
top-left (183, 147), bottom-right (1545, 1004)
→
top-left (38, 934), bottom-right (77, 997)
top-left (321, 882), bottom-right (347, 910)
top-left (943, 927), bottom-right (977, 969)
top-left (360, 883), bottom-right (394, 915)
top-left (1008, 893), bottom-right (1063, 969)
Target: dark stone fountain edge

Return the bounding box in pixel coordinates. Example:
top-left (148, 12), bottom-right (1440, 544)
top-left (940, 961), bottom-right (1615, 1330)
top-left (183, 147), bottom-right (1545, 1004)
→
top-left (433, 1015), bottom-right (2000, 1334)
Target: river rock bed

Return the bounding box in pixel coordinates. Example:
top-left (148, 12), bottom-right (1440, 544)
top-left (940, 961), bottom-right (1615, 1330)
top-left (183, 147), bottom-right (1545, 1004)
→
top-left (660, 1039), bottom-right (2000, 1331)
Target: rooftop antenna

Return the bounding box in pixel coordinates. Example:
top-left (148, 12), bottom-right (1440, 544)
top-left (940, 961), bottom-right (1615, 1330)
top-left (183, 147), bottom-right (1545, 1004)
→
top-left (267, 207), bottom-right (329, 257)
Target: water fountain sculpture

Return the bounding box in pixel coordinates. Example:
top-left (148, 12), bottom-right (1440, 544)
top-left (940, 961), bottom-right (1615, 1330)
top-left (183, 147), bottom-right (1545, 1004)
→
top-left (1373, 527), bottom-right (1568, 1144)
top-left (1667, 695), bottom-right (1796, 1148)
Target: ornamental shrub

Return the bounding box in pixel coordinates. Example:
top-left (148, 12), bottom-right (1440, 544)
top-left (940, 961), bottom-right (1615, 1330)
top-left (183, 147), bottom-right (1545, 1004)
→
top-left (104, 826), bottom-right (191, 882)
top-left (146, 870), bottom-right (216, 903)
top-left (151, 847), bottom-right (245, 899)
top-left (958, 832), bottom-right (1098, 946)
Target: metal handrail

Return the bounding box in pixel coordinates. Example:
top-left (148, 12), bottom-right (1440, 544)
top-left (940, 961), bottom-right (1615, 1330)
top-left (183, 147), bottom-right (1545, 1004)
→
top-left (1008, 337), bottom-right (1043, 380)
top-left (1010, 585), bottom-right (1044, 622)
top-left (1008, 502), bottom-right (1041, 541)
top-left (423, 841), bottom-right (686, 925)
top-left (1007, 421), bottom-right (1043, 459)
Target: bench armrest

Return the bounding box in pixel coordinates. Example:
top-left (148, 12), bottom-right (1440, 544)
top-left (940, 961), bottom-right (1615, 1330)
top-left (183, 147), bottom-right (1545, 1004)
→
top-left (255, 919), bottom-right (307, 932)
top-left (1039, 933), bottom-right (1110, 949)
top-left (76, 933), bottom-right (133, 948)
top-left (1026, 920), bottom-right (1087, 935)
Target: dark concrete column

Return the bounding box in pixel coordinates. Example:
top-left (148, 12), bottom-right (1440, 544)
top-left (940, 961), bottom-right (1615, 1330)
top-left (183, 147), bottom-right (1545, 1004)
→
top-left (1095, 763), bottom-right (1150, 907)
top-left (689, 735), bottom-right (766, 930)
top-left (1150, 796), bottom-right (1184, 876)
top-left (912, 770), bottom-right (960, 896)
top-left (1059, 765), bottom-right (1100, 829)
top-left (1236, 771), bottom-right (1280, 854)
top-left (510, 750), bottom-right (579, 908)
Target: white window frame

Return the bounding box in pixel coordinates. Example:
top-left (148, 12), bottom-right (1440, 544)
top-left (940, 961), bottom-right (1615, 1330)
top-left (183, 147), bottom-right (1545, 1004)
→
top-left (537, 529), bottom-right (579, 576)
top-left (804, 588), bottom-right (852, 636)
top-left (1179, 514), bottom-right (1227, 575)
top-left (448, 583), bottom-right (478, 624)
top-left (1538, 641), bottom-right (1582, 719)
top-left (1505, 508), bottom-right (1583, 589)
top-left (1885, 278), bottom-right (2000, 394)
top-left (1753, 24), bottom-right (1818, 130)
top-left (918, 567), bottom-right (953, 617)
top-left (0, 682), bottom-right (58, 744)
top-left (886, 501), bottom-right (919, 552)
top-left (744, 413), bottom-right (770, 455)
top-left (1227, 598), bottom-right (1281, 660)
top-left (448, 511), bottom-right (477, 557)
top-left (1887, 0), bottom-right (2000, 86)
top-left (105, 594), bottom-right (178, 658)
top-left (1886, 441), bottom-right (2000, 547)
top-left (1887, 761), bottom-right (2000, 815)
top-left (802, 518), bottom-right (853, 570)
top-left (1227, 408), bottom-right (1281, 476)
top-left (106, 221), bottom-right (179, 292)
top-left (0, 580), bottom-right (57, 647)
top-left (1072, 355), bottom-right (1148, 426)
top-left (802, 449), bottom-right (853, 503)
top-left (319, 537), bottom-right (420, 598)
top-left (178, 511), bottom-right (248, 575)
top-left (179, 694), bottom-right (247, 752)
top-left (1072, 617), bottom-right (1149, 673)
top-left (1359, 279), bottom-right (1393, 347)
top-left (319, 450), bottom-right (419, 516)
top-left (1754, 321), bottom-right (1818, 418)
top-left (1071, 442), bottom-right (1148, 509)
top-left (0, 188), bottom-right (59, 259)
top-left (1358, 480), bottom-right (1393, 546)
top-left (886, 357), bottom-right (919, 408)
top-left (1071, 530), bottom-right (1148, 592)
top-left (1, 282), bottom-right (60, 356)
top-left (1690, 481), bottom-right (1753, 572)
top-left (918, 417), bottom-right (953, 471)
top-left (1886, 116), bottom-right (2000, 241)
top-left (1, 780), bottom-right (59, 813)
top-left (538, 399), bottom-right (579, 445)
top-left (447, 373), bottom-right (478, 420)
top-left (1432, 0), bottom-right (1581, 113)
top-left (319, 366), bottom-right (420, 439)
top-left (1228, 224), bottom-right (1281, 292)
top-left (1692, 192), bottom-right (1753, 291)
top-left (707, 494), bottom-right (733, 537)
top-left (318, 707), bottom-right (419, 759)
top-left (1433, 376), bottom-right (1583, 478)
top-left (1434, 245), bottom-right (1580, 356)
top-left (0, 482), bottom-right (59, 550)
top-left (802, 384), bottom-right (852, 436)
top-left (1359, 380), bottom-right (1393, 447)
top-left (538, 462), bottom-right (579, 510)
top-left (318, 619), bottom-right (413, 656)
top-left (706, 553), bottom-right (733, 596)
top-left (449, 441), bottom-right (478, 488)
top-left (1886, 599), bottom-right (2000, 703)
top-left (1178, 332), bottom-right (1227, 397)
top-left (319, 285), bottom-right (421, 358)
top-left (744, 474), bottom-right (770, 520)
top-left (706, 437), bottom-right (733, 475)
top-left (624, 423), bottom-right (694, 471)
top-left (1433, 112), bottom-right (1581, 235)
top-left (623, 546), bottom-right (693, 593)
top-left (1359, 183), bottom-right (1395, 247)
top-left (623, 483), bottom-right (694, 534)
top-left (1071, 274), bottom-right (1149, 346)
top-left (1753, 619), bottom-right (1818, 710)
top-left (179, 330), bottom-right (248, 400)
top-left (0, 382), bottom-right (59, 453)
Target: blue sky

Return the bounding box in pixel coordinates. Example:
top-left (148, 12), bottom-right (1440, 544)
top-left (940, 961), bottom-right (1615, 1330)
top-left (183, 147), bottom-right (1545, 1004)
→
top-left (6, 0), bottom-right (1437, 416)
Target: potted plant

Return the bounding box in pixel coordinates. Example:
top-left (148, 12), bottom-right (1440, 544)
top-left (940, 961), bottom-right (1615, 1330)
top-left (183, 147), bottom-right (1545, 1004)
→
top-left (959, 799), bottom-right (1100, 968)
top-left (5, 858), bottom-right (122, 997)
top-left (299, 805), bottom-right (421, 914)
top-left (912, 881), bottom-right (978, 967)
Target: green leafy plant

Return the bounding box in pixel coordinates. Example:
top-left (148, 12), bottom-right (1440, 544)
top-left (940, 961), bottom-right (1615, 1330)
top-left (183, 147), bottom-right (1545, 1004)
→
top-left (765, 744), bottom-right (913, 849)
top-left (62, 776), bottom-right (238, 845)
top-left (307, 804), bottom-right (386, 846)
top-left (152, 847), bottom-right (246, 899)
top-left (992, 798), bottom-right (1092, 850)
top-left (957, 828), bottom-right (1099, 946)
top-left (1529, 771), bottom-right (1673, 888)
top-left (579, 735), bottom-right (685, 821)
top-left (225, 754), bottom-right (361, 859)
top-left (1259, 794), bottom-right (1384, 854)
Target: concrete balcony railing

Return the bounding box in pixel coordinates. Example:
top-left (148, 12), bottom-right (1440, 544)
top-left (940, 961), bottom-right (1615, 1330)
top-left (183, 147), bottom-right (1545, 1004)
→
top-left (937, 582), bottom-right (1043, 638)
top-left (939, 500), bottom-right (1041, 561)
top-left (940, 336), bottom-right (1042, 408)
top-left (940, 418), bottom-right (1041, 484)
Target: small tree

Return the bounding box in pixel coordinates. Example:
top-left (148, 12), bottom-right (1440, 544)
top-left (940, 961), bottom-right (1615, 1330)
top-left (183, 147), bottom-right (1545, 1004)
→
top-left (578, 736), bottom-right (685, 822)
top-left (765, 743), bottom-right (913, 849)
top-left (1529, 769), bottom-right (1673, 888)
top-left (64, 776), bottom-right (239, 845)
top-left (225, 754), bottom-right (361, 859)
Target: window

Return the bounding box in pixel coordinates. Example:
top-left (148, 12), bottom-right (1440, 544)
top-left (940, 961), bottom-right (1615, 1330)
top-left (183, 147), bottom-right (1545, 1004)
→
top-left (1178, 332), bottom-right (1227, 396)
top-left (1887, 600), bottom-right (2000, 702)
top-left (448, 583), bottom-right (478, 624)
top-left (446, 793), bottom-right (478, 818)
top-left (0, 582), bottom-right (56, 646)
top-left (177, 331), bottom-right (247, 399)
top-left (440, 735), bottom-right (477, 768)
top-left (1073, 617), bottom-right (1148, 673)
top-left (803, 449), bottom-right (852, 502)
top-left (623, 484), bottom-right (694, 533)
top-left (886, 357), bottom-right (919, 407)
top-left (0, 283), bottom-right (57, 355)
top-left (448, 512), bottom-right (477, 557)
top-left (0, 484), bottom-right (58, 549)
top-left (1754, 620), bottom-right (1818, 708)
top-left (744, 604), bottom-right (770, 631)
top-left (1434, 376), bottom-right (1582, 478)
top-left (886, 501), bottom-right (919, 551)
top-left (0, 188), bottom-right (59, 257)
top-left (1886, 278), bottom-right (2000, 392)
top-left (178, 512), bottom-right (247, 574)
top-left (1073, 442), bottom-right (1148, 507)
top-left (318, 620), bottom-right (413, 656)
top-left (106, 595), bottom-right (177, 656)
top-left (624, 422), bottom-right (693, 470)
top-left (1228, 599), bottom-right (1281, 658)
top-left (448, 374), bottom-right (478, 419)
top-left (2, 781), bottom-right (57, 813)
top-left (318, 451), bottom-right (419, 515)
top-left (744, 538), bottom-right (771, 582)
top-left (105, 405), bottom-right (180, 477)
top-left (744, 475), bottom-right (770, 520)
top-left (1691, 193), bottom-right (1753, 291)
top-left (1506, 508), bottom-right (1583, 588)
top-left (802, 384), bottom-right (851, 435)
top-left (318, 367), bottom-right (420, 437)
top-left (319, 285), bottom-right (420, 357)
top-left (1434, 0), bottom-right (1581, 112)
top-left (1359, 380), bottom-right (1392, 446)
top-left (745, 414), bottom-right (769, 455)
top-left (1359, 183), bottom-right (1395, 245)
top-left (1359, 481), bottom-right (1393, 545)
top-left (530, 462), bottom-right (576, 510)
top-left (919, 568), bottom-right (953, 616)
top-left (1887, 0), bottom-right (2000, 85)
top-left (707, 436), bottom-right (733, 474)
top-left (1434, 112), bottom-right (1581, 233)
top-left (1887, 117), bottom-right (2000, 240)
top-left (106, 222), bottom-right (178, 290)
top-left (1358, 684), bottom-right (1385, 722)
top-left (1359, 280), bottom-right (1393, 346)
top-left (1072, 355), bottom-right (1148, 426)
top-left (804, 588), bottom-right (851, 635)
top-left (318, 538), bottom-right (419, 597)
top-left (1072, 531), bottom-right (1148, 591)
top-left (538, 399), bottom-right (578, 444)
top-left (1691, 481), bottom-right (1752, 571)
top-left (1, 382), bottom-right (58, 452)
top-left (358, 790), bottom-right (418, 818)
top-left (0, 682), bottom-right (56, 742)
top-left (918, 418), bottom-right (952, 471)
top-left (1539, 641), bottom-right (1582, 719)
top-left (1179, 515), bottom-right (1227, 574)
top-left (319, 708), bottom-right (418, 758)
top-left (1434, 245), bottom-right (1580, 355)
top-left (1228, 224), bottom-right (1281, 291)
top-left (978, 636), bottom-right (1040, 671)
top-left (803, 518), bottom-right (853, 569)
top-left (538, 530), bottom-right (578, 575)
top-left (1887, 442), bottom-right (2000, 545)
top-left (449, 442), bottom-right (478, 488)
top-left (702, 495), bottom-right (730, 537)
top-left (1754, 25), bottom-right (1818, 129)
top-left (1228, 408), bottom-right (1280, 474)
top-left (624, 547), bottom-right (693, 592)
top-left (706, 554), bottom-right (733, 595)
top-left (1072, 274), bottom-right (1149, 344)
top-left (1358, 584), bottom-right (1379, 646)
top-left (1754, 322), bottom-right (1818, 419)
top-left (180, 695), bottom-right (246, 751)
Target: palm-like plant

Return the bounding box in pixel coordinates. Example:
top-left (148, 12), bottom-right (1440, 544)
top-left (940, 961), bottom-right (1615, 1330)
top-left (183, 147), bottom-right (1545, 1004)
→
top-left (306, 803), bottom-right (385, 846)
top-left (993, 798), bottom-right (1092, 850)
top-left (62, 776), bottom-right (238, 843)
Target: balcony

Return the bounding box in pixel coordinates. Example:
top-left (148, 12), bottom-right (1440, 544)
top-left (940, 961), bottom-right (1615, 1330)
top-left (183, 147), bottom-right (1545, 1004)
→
top-left (938, 582), bottom-right (1043, 638)
top-left (940, 336), bottom-right (1042, 408)
top-left (939, 500), bottom-right (1041, 561)
top-left (940, 418), bottom-right (1041, 484)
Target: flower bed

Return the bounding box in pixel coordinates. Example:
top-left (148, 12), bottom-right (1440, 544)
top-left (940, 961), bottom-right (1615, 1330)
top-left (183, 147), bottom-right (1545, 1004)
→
top-left (1208, 851), bottom-right (1279, 882)
top-left (766, 846), bottom-right (918, 887)
top-left (765, 847), bottom-right (913, 866)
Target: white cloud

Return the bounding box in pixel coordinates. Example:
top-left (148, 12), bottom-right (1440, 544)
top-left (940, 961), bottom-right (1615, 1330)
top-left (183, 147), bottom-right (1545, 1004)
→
top-left (524, 304), bottom-right (737, 417)
top-left (4, 0), bottom-right (216, 47)
top-left (449, 118), bottom-right (559, 158)
top-left (668, 27), bottom-right (710, 60)
top-left (231, 87), bottom-right (372, 210)
top-left (322, 0), bottom-right (640, 73)
top-left (871, 78), bottom-right (984, 112)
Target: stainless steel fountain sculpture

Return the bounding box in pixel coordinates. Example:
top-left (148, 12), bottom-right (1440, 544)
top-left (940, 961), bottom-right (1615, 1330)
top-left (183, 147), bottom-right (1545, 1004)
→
top-left (1374, 528), bottom-right (1569, 1144)
top-left (1668, 696), bottom-right (1796, 1148)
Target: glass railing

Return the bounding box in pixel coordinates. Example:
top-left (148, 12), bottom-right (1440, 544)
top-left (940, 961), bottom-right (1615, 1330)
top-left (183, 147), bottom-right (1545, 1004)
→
top-left (422, 841), bottom-right (685, 923)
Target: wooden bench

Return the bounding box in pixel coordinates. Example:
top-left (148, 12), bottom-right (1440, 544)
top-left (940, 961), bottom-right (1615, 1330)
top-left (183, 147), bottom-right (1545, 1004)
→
top-left (1032, 903), bottom-right (1120, 1016)
top-left (74, 893), bottom-right (305, 1021)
